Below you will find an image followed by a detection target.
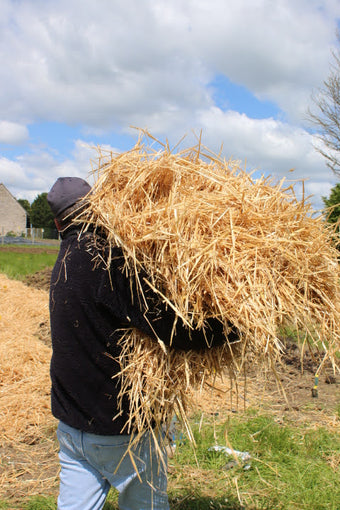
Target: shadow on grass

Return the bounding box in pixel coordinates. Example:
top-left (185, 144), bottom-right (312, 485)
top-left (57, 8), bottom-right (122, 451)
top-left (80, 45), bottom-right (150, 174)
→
top-left (169, 493), bottom-right (245, 509)
top-left (102, 493), bottom-right (244, 510)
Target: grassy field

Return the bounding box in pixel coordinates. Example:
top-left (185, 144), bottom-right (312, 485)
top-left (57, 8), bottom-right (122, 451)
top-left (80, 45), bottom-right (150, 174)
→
top-left (0, 248), bottom-right (339, 510)
top-left (0, 245), bottom-right (58, 279)
top-left (1, 411), bottom-right (339, 509)
top-left (83, 412), bottom-right (340, 509)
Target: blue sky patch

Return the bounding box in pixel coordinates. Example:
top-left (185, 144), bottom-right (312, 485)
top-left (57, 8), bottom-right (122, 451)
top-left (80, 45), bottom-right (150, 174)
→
top-left (27, 123), bottom-right (136, 158)
top-left (209, 74), bottom-right (281, 119)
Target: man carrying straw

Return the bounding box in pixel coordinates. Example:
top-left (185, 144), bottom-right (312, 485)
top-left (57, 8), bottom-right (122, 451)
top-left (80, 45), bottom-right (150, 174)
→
top-left (47, 176), bottom-right (239, 510)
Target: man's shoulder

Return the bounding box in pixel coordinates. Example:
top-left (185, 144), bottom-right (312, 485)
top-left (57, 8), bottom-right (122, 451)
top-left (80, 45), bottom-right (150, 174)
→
top-left (71, 232), bottom-right (125, 267)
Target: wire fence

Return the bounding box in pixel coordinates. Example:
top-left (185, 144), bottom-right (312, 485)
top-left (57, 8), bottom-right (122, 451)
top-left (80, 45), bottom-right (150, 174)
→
top-left (0, 227), bottom-right (59, 245)
top-left (25, 227), bottom-right (59, 240)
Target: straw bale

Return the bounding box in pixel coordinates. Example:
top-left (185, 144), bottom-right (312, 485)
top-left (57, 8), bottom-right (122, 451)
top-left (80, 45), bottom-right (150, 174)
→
top-left (80, 132), bottom-right (340, 438)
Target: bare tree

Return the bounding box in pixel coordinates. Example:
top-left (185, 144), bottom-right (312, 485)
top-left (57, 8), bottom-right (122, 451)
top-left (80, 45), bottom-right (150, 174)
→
top-left (309, 36), bottom-right (340, 176)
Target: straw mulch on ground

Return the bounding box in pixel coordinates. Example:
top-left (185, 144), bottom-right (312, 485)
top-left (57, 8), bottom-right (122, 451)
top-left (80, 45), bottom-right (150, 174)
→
top-left (80, 132), bottom-right (340, 442)
top-left (0, 273), bottom-right (58, 499)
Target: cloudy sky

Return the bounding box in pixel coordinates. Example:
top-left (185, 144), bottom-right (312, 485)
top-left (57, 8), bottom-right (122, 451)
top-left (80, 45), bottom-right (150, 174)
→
top-left (1, 0), bottom-right (340, 211)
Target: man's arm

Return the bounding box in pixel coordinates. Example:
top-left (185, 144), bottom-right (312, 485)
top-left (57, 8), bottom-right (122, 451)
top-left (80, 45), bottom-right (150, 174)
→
top-left (97, 248), bottom-right (239, 351)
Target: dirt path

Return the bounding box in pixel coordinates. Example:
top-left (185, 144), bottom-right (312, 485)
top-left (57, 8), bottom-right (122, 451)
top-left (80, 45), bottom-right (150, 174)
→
top-left (0, 245), bottom-right (59, 255)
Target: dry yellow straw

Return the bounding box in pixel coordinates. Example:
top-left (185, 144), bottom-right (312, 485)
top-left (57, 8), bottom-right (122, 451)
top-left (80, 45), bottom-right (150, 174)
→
top-left (0, 274), bottom-right (59, 499)
top-left (80, 130), bottom-right (340, 440)
top-left (0, 274), bottom-right (52, 443)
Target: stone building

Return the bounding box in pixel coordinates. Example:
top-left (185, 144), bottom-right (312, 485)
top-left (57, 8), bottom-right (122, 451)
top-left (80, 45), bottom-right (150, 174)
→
top-left (0, 183), bottom-right (27, 236)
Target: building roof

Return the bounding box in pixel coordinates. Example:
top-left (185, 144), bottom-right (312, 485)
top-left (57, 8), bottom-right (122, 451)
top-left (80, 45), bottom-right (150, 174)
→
top-left (0, 183), bottom-right (26, 213)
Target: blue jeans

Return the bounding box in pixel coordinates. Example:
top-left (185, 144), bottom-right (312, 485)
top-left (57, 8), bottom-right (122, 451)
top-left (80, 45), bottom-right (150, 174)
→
top-left (56, 421), bottom-right (169, 510)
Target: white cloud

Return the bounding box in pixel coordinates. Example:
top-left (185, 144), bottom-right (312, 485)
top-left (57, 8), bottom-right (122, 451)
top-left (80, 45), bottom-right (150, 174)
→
top-left (0, 121), bottom-right (28, 144)
top-left (0, 158), bottom-right (27, 187)
top-left (0, 140), bottom-right (104, 202)
top-left (197, 107), bottom-right (318, 172)
top-left (0, 0), bottom-right (339, 211)
top-left (0, 0), bottom-right (338, 130)
top-left (186, 0), bottom-right (337, 120)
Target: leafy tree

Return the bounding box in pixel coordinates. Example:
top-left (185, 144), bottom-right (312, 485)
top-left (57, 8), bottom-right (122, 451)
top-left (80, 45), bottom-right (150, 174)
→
top-left (322, 183), bottom-right (340, 226)
top-left (30, 192), bottom-right (55, 229)
top-left (17, 198), bottom-right (31, 227)
top-left (17, 198), bottom-right (31, 214)
top-left (309, 33), bottom-right (340, 175)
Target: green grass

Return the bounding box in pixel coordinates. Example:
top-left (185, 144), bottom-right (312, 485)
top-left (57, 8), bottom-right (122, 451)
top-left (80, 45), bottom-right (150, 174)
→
top-left (3, 411), bottom-right (338, 510)
top-left (167, 411), bottom-right (340, 509)
top-left (22, 496), bottom-right (57, 509)
top-left (0, 246), bottom-right (58, 279)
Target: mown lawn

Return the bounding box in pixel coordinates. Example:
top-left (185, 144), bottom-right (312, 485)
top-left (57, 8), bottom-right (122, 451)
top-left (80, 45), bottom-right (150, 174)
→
top-left (0, 245), bottom-right (58, 279)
